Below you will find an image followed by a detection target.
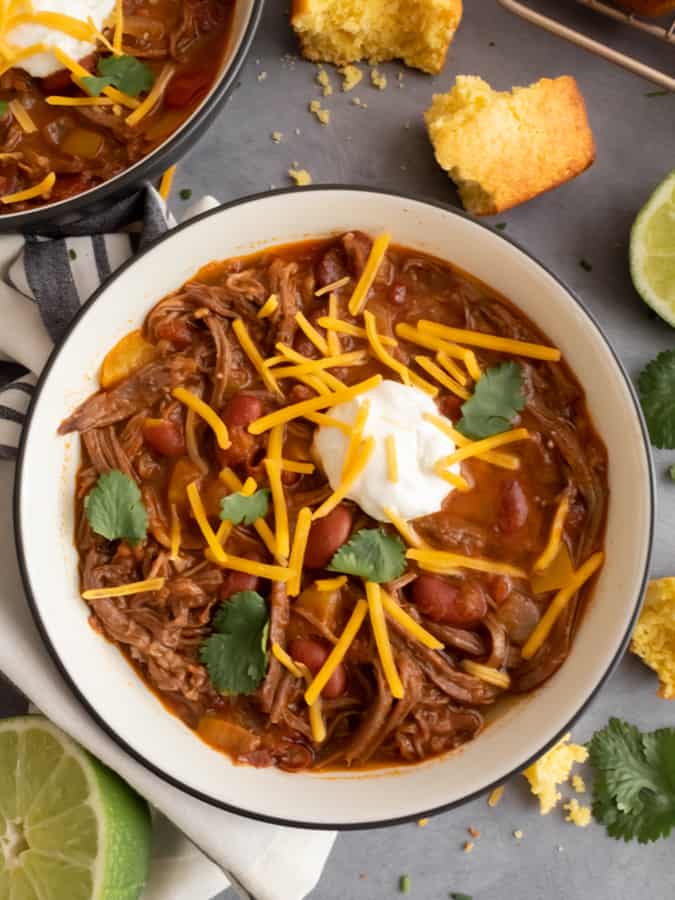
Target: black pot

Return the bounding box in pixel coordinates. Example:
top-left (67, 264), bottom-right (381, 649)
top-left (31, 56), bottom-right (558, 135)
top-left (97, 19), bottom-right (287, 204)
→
top-left (0, 0), bottom-right (264, 235)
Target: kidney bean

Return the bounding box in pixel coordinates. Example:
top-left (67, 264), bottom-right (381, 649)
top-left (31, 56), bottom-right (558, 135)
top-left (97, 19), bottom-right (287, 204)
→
top-left (142, 419), bottom-right (185, 457)
top-left (496, 592), bottom-right (540, 645)
top-left (41, 53), bottom-right (96, 93)
top-left (156, 317), bottom-right (192, 349)
top-left (412, 575), bottom-right (488, 626)
top-left (289, 638), bottom-right (346, 698)
top-left (315, 247), bottom-right (347, 287)
top-left (498, 479), bottom-right (529, 533)
top-left (222, 394), bottom-right (263, 428)
top-left (304, 505), bottom-right (353, 569)
top-left (220, 554), bottom-right (263, 601)
top-left (438, 394), bottom-right (464, 421)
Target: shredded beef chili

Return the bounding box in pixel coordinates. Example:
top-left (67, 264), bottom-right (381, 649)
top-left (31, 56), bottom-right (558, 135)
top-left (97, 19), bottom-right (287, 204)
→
top-left (0, 0), bottom-right (234, 212)
top-left (61, 232), bottom-right (608, 771)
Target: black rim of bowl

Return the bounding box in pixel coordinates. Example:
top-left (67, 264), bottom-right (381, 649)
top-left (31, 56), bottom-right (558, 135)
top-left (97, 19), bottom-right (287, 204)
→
top-left (14, 186), bottom-right (656, 830)
top-left (0, 0), bottom-right (265, 232)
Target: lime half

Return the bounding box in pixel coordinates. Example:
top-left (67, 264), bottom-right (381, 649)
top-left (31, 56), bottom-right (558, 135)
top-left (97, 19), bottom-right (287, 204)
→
top-left (630, 169), bottom-right (675, 325)
top-left (0, 716), bottom-right (151, 900)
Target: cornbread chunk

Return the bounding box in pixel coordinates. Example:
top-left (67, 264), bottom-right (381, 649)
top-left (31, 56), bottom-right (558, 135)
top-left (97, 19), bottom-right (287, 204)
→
top-left (631, 577), bottom-right (675, 699)
top-left (291, 0), bottom-right (463, 75)
top-left (523, 732), bottom-right (588, 815)
top-left (425, 75), bottom-right (595, 216)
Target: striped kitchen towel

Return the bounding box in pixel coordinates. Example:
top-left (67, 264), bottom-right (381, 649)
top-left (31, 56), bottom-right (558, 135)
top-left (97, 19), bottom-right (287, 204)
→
top-left (0, 186), bottom-right (194, 459)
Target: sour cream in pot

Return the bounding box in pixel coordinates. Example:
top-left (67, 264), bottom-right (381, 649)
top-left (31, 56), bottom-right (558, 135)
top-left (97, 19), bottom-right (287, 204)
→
top-left (313, 379), bottom-right (461, 522)
top-left (5, 0), bottom-right (116, 78)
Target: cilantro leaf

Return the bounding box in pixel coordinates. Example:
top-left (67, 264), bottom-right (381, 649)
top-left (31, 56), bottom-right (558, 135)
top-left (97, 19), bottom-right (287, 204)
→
top-left (639, 350), bottom-right (675, 449)
top-left (200, 591), bottom-right (269, 695)
top-left (81, 55), bottom-right (154, 98)
top-left (0, 101), bottom-right (8, 117)
top-left (456, 361), bottom-right (525, 439)
top-left (220, 488), bottom-right (270, 525)
top-left (588, 718), bottom-right (675, 843)
top-left (328, 528), bottom-right (405, 583)
top-left (84, 470), bottom-right (147, 544)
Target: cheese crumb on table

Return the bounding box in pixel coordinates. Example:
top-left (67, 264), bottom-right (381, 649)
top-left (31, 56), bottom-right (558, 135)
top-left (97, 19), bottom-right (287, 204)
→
top-left (339, 64), bottom-right (363, 91)
top-left (425, 75), bottom-right (595, 216)
top-left (316, 65), bottom-right (334, 95)
top-left (564, 799), bottom-right (592, 828)
top-left (631, 577), bottom-right (675, 698)
top-left (523, 732), bottom-right (588, 814)
top-left (370, 67), bottom-right (387, 89)
top-left (309, 99), bottom-right (331, 125)
top-left (288, 168), bottom-right (313, 186)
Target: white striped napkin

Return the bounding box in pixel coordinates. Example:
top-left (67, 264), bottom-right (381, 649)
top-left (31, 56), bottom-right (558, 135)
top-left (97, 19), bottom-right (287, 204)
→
top-left (0, 187), bottom-right (336, 900)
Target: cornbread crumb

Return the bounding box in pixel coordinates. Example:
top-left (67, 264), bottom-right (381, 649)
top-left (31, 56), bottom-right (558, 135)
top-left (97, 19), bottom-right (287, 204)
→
top-left (487, 785), bottom-right (505, 807)
top-left (463, 840), bottom-right (474, 853)
top-left (271, 131), bottom-right (283, 143)
top-left (309, 99), bottom-right (331, 125)
top-left (572, 774), bottom-right (586, 794)
top-left (467, 826), bottom-right (480, 838)
top-left (417, 817), bottom-right (429, 827)
top-left (523, 732), bottom-right (588, 815)
top-left (351, 96), bottom-right (367, 108)
top-left (316, 65), bottom-right (333, 96)
top-left (513, 829), bottom-right (523, 840)
top-left (288, 168), bottom-right (313, 186)
top-left (425, 75), bottom-right (595, 216)
top-left (564, 799), bottom-right (592, 828)
top-left (370, 67), bottom-right (387, 90)
top-left (291, 0), bottom-right (463, 75)
top-left (339, 64), bottom-right (363, 91)
top-left (257, 71), bottom-right (267, 82)
top-left (631, 577), bottom-right (675, 699)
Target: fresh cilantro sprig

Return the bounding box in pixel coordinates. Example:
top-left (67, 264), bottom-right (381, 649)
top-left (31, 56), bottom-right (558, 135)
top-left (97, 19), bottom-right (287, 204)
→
top-left (200, 591), bottom-right (270, 695)
top-left (84, 470), bottom-right (147, 544)
top-left (588, 718), bottom-right (675, 843)
top-left (220, 489), bottom-right (270, 525)
top-left (328, 528), bottom-right (405, 583)
top-left (81, 55), bottom-right (154, 98)
top-left (456, 361), bottom-right (525, 439)
top-left (638, 350), bottom-right (675, 449)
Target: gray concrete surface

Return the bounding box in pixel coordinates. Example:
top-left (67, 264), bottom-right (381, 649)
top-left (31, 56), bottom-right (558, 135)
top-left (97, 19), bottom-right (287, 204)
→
top-left (3, 1), bottom-right (675, 897)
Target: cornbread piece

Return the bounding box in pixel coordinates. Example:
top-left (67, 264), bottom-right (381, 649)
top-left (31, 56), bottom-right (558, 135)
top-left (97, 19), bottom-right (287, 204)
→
top-left (288, 168), bottom-right (313, 185)
top-left (291, 0), bottom-right (463, 75)
top-left (631, 577), bottom-right (675, 699)
top-left (425, 75), bottom-right (595, 216)
top-left (613, 0), bottom-right (675, 15)
top-left (523, 732), bottom-right (588, 814)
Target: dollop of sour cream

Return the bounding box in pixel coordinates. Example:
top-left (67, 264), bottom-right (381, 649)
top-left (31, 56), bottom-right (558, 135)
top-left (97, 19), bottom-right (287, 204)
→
top-left (313, 380), bottom-right (461, 522)
top-left (6, 0), bottom-right (115, 78)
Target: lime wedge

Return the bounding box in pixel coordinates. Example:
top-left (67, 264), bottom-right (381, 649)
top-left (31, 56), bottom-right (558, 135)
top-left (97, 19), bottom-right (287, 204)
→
top-left (0, 716), bottom-right (151, 900)
top-left (630, 170), bottom-right (675, 325)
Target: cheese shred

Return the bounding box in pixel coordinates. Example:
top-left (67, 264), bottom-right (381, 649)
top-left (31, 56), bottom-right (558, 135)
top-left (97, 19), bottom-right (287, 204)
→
top-left (169, 503), bottom-right (181, 560)
top-left (534, 494), bottom-right (570, 573)
top-left (8, 99), bottom-right (37, 132)
top-left (315, 275), bottom-right (350, 296)
top-left (363, 310), bottom-right (410, 384)
top-left (380, 589), bottom-right (443, 650)
top-left (423, 413), bottom-right (519, 471)
top-left (305, 598), bottom-right (368, 706)
top-left (126, 62), bottom-right (175, 126)
top-left (295, 311), bottom-right (329, 355)
top-left (383, 506), bottom-right (425, 548)
top-left (385, 434), bottom-right (398, 483)
top-left (272, 642), bottom-right (303, 679)
top-left (436, 428), bottom-right (530, 469)
top-left (315, 575), bottom-right (347, 591)
top-left (313, 435), bottom-right (375, 520)
top-left (417, 320), bottom-right (561, 362)
top-left (258, 294), bottom-right (279, 318)
top-left (461, 660), bottom-right (511, 689)
top-left (233, 318), bottom-right (283, 397)
top-left (288, 507), bottom-right (312, 596)
top-left (317, 316), bottom-right (398, 348)
top-left (366, 582), bottom-right (404, 698)
top-left (1, 171), bottom-right (55, 204)
top-left (82, 577), bottom-right (165, 600)
top-left (415, 355), bottom-right (470, 400)
top-left (347, 232), bottom-right (391, 315)
top-left (158, 165), bottom-right (176, 200)
top-left (408, 548), bottom-right (527, 578)
top-left (326, 294), bottom-right (341, 355)
top-left (172, 387), bottom-right (230, 450)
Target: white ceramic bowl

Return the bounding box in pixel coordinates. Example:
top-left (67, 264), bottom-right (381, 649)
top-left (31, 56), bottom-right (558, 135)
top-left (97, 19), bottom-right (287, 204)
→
top-left (15, 188), bottom-right (654, 828)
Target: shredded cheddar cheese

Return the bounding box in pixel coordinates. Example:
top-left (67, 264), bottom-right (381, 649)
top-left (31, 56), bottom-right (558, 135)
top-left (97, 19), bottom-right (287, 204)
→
top-left (436, 428), bottom-right (530, 469)
top-left (113, 0), bottom-right (123, 53)
top-left (304, 411), bottom-right (352, 433)
top-left (158, 165), bottom-right (176, 200)
top-left (1, 170), bottom-right (55, 204)
top-left (408, 548), bottom-right (527, 578)
top-left (313, 435), bottom-right (375, 520)
top-left (233, 318), bottom-right (282, 397)
top-left (8, 99), bottom-right (36, 132)
top-left (347, 232), bottom-right (391, 315)
top-left (534, 494), bottom-right (570, 573)
top-left (305, 598), bottom-right (368, 705)
top-left (316, 316), bottom-right (398, 348)
top-left (46, 95), bottom-right (115, 106)
top-left (407, 370), bottom-right (439, 397)
top-left (272, 350), bottom-right (367, 378)
top-left (384, 433), bottom-right (398, 483)
top-left (417, 320), bottom-right (561, 362)
top-left (366, 581), bottom-right (404, 698)
top-left (315, 275), bottom-right (350, 296)
top-left (169, 503), bottom-right (181, 560)
top-left (296, 661), bottom-right (327, 742)
top-left (415, 355), bottom-right (470, 400)
top-left (220, 467), bottom-right (285, 564)
top-left (172, 387), bottom-right (230, 450)
top-left (488, 785), bottom-right (505, 807)
top-left (342, 399), bottom-right (370, 477)
top-left (215, 476), bottom-right (256, 545)
top-left (433, 461), bottom-right (470, 492)
top-left (462, 660), bottom-right (511, 689)
top-left (326, 294), bottom-right (341, 355)
top-left (383, 506), bottom-right (426, 548)
top-left (208, 549), bottom-right (294, 582)
top-left (82, 577), bottom-right (165, 600)
top-left (51, 48), bottom-right (139, 109)
top-left (363, 310), bottom-right (410, 384)
top-left (423, 413), bottom-right (519, 471)
top-left (315, 575), bottom-right (347, 591)
top-left (380, 589), bottom-right (443, 650)
top-left (266, 424), bottom-right (289, 559)
top-left (272, 642), bottom-right (303, 678)
top-left (288, 507), bottom-right (312, 596)
top-left (187, 480), bottom-right (228, 564)
top-left (395, 323), bottom-right (475, 365)
top-left (249, 374), bottom-right (382, 434)
top-left (436, 351), bottom-right (468, 385)
top-left (126, 62), bottom-right (175, 126)
top-left (295, 311), bottom-right (329, 355)
top-left (0, 43), bottom-right (48, 79)
top-left (522, 552), bottom-right (604, 660)
top-left (258, 294), bottom-right (279, 318)
top-left (8, 11), bottom-right (93, 40)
